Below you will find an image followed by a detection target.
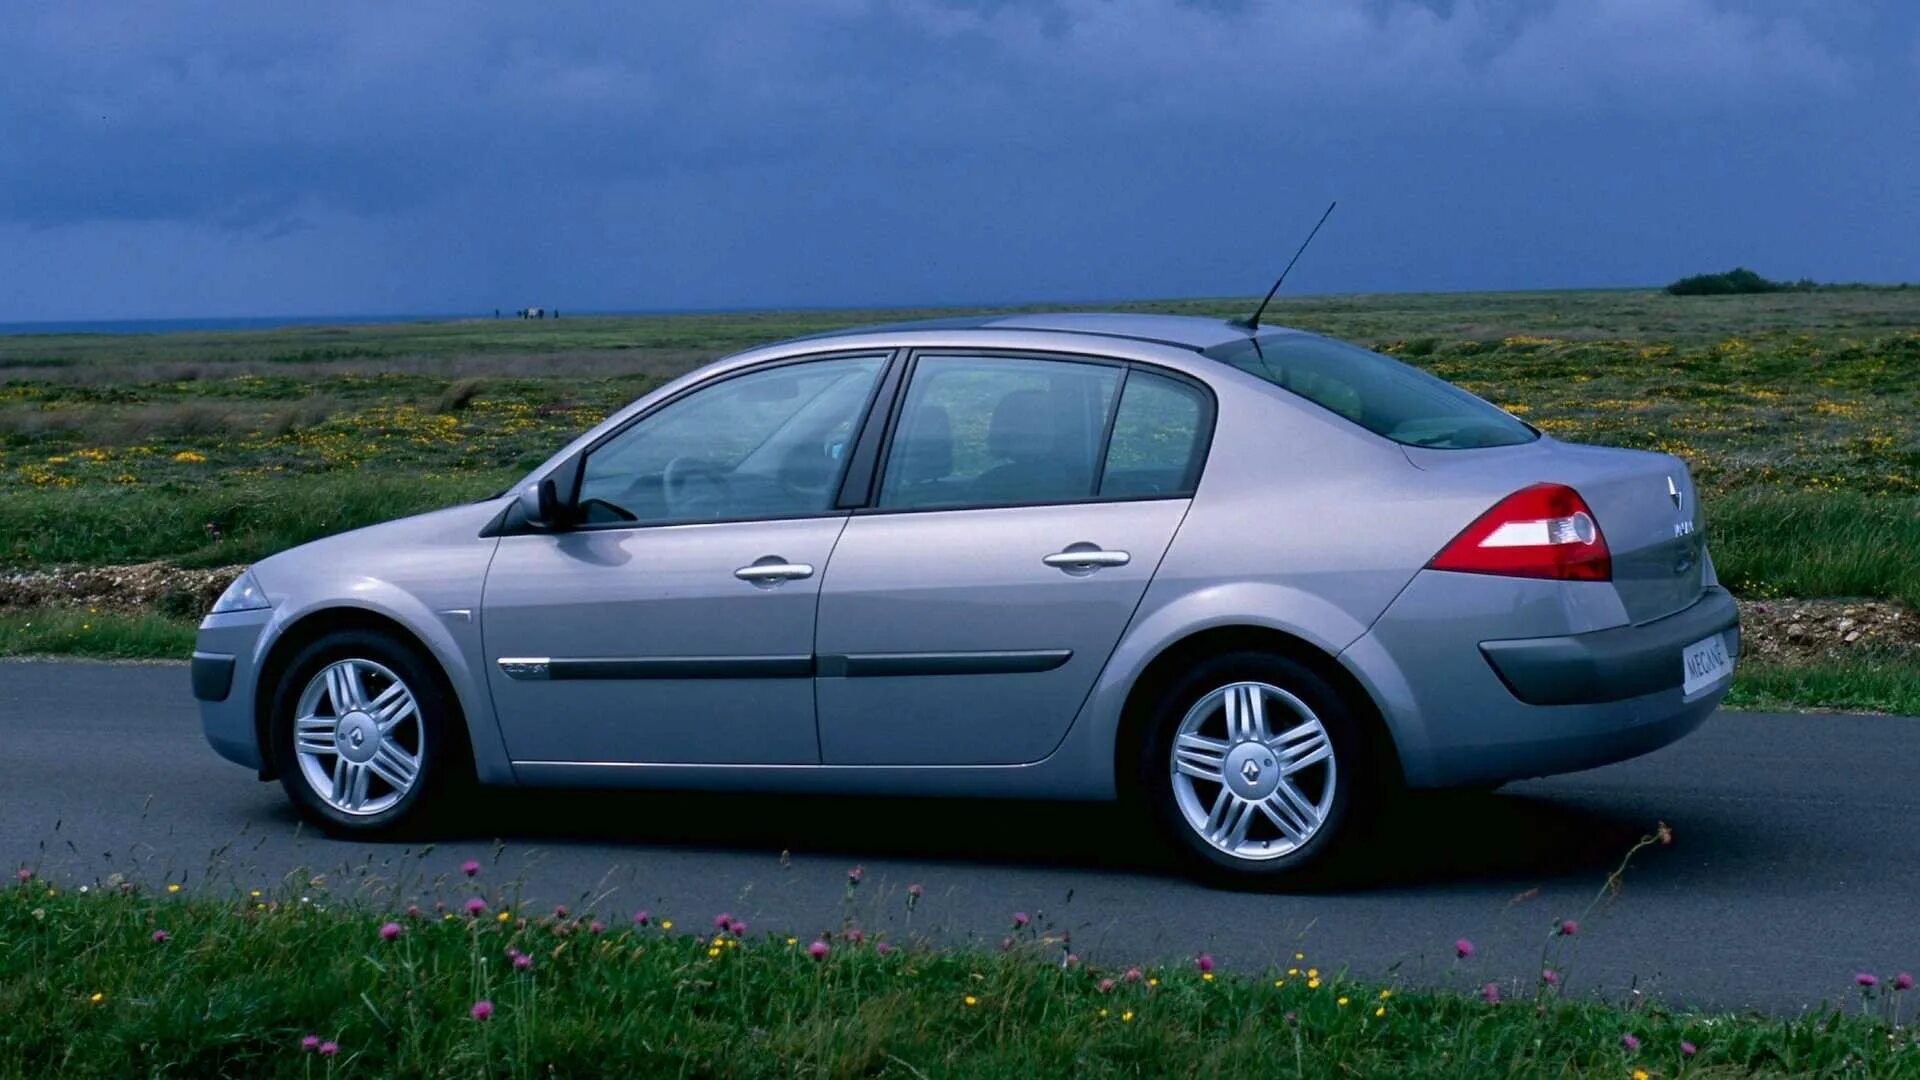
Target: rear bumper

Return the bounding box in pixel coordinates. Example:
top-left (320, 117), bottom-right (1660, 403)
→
top-left (1340, 573), bottom-right (1739, 789)
top-left (1479, 587), bottom-right (1740, 705)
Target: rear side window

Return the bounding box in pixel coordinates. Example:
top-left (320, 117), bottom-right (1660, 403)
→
top-left (878, 355), bottom-right (1120, 510)
top-left (1205, 333), bottom-right (1536, 449)
top-left (1100, 370), bottom-right (1207, 497)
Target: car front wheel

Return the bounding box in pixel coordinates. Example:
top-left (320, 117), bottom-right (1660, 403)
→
top-left (268, 629), bottom-right (464, 836)
top-left (1141, 651), bottom-right (1370, 887)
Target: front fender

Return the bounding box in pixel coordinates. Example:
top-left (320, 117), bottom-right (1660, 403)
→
top-left (254, 586), bottom-right (514, 786)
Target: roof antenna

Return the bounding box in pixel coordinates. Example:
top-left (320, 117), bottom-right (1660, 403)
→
top-left (1236, 200), bottom-right (1337, 331)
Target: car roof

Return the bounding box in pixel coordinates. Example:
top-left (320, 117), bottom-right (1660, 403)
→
top-left (778, 311), bottom-right (1313, 353)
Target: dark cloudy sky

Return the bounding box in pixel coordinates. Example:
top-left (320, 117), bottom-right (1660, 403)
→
top-left (3, 1), bottom-right (1916, 321)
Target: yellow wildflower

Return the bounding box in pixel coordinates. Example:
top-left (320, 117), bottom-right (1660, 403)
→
top-left (167, 884), bottom-right (181, 894)
top-left (497, 910), bottom-right (511, 923)
top-left (1308, 978), bottom-right (1321, 990)
top-left (1337, 996), bottom-right (1349, 1007)
top-left (1375, 1006), bottom-right (1386, 1018)
top-left (89, 992), bottom-right (104, 1004)
top-left (964, 995), bottom-right (978, 1007)
top-left (174, 450), bottom-right (207, 463)
top-left (660, 920), bottom-right (672, 930)
top-left (1121, 1010), bottom-right (1134, 1022)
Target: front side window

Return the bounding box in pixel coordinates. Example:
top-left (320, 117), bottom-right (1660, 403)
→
top-left (576, 355), bottom-right (884, 525)
top-left (877, 355), bottom-right (1120, 510)
top-left (1205, 333), bottom-right (1536, 449)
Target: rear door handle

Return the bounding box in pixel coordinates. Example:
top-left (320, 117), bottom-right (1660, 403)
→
top-left (734, 559), bottom-right (815, 585)
top-left (1042, 547), bottom-right (1131, 573)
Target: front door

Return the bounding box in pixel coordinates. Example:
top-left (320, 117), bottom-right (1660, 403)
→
top-left (814, 353), bottom-right (1213, 765)
top-left (482, 353), bottom-right (887, 765)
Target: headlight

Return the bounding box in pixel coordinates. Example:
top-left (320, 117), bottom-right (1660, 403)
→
top-left (210, 570), bottom-right (272, 614)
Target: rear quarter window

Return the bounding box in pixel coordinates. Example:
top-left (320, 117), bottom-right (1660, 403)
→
top-left (1204, 333), bottom-right (1536, 450)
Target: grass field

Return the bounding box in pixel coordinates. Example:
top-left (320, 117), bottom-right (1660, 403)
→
top-left (2, 288), bottom-right (1917, 709)
top-left (6, 862), bottom-right (1917, 1078)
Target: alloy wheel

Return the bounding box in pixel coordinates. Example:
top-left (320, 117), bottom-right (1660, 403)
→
top-left (292, 658), bottom-right (425, 816)
top-left (1168, 680), bottom-right (1337, 861)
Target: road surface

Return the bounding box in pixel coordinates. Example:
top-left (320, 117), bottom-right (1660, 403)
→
top-left (3, 659), bottom-right (1914, 1016)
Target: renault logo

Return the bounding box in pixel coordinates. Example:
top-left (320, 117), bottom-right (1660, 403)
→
top-left (349, 729), bottom-right (365, 747)
top-left (1667, 476), bottom-right (1683, 512)
top-left (1240, 760), bottom-right (1262, 784)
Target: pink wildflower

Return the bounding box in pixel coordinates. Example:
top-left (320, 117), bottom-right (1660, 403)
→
top-left (1012, 912), bottom-right (1030, 929)
top-left (1542, 969), bottom-right (1559, 985)
top-left (463, 897), bottom-right (486, 917)
top-left (471, 1000), bottom-right (494, 1021)
top-left (1858, 972), bottom-right (1880, 988)
top-left (379, 921), bottom-right (403, 941)
top-left (876, 941), bottom-right (894, 956)
top-left (461, 859), bottom-right (481, 878)
top-left (633, 910), bottom-right (649, 926)
top-left (1481, 982), bottom-right (1501, 1004)
top-left (1558, 919), bottom-right (1579, 936)
top-left (1621, 1033), bottom-right (1640, 1053)
top-left (1196, 953), bottom-right (1215, 973)
top-left (1454, 938), bottom-right (1474, 959)
top-left (318, 1042), bottom-right (339, 1058)
top-left (590, 919), bottom-right (606, 935)
top-left (1896, 973), bottom-right (1915, 991)
top-left (151, 930), bottom-right (170, 944)
top-left (300, 1035), bottom-right (320, 1051)
top-left (847, 865), bottom-right (864, 885)
top-left (808, 940), bottom-right (829, 960)
top-left (1681, 1040), bottom-right (1698, 1057)
top-left (1098, 978), bottom-right (1116, 993)
top-left (513, 953), bottom-right (533, 971)
top-left (1123, 967), bottom-right (1143, 983)
top-left (908, 883), bottom-right (925, 899)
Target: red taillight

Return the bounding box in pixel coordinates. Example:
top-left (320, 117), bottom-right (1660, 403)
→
top-left (1428, 483), bottom-right (1611, 581)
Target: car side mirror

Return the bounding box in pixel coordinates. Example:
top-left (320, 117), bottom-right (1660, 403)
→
top-left (517, 456), bottom-right (582, 532)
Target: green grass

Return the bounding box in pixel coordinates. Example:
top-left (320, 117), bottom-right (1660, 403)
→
top-left (0, 609), bottom-right (196, 660)
top-left (1725, 651), bottom-right (1920, 716)
top-left (0, 472), bottom-right (511, 568)
top-left (1711, 490), bottom-right (1920, 608)
top-left (5, 878), bottom-right (1914, 1078)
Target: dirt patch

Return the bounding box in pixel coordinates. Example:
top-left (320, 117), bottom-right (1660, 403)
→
top-left (1737, 598), bottom-right (1918, 663)
top-left (0, 562), bottom-right (243, 618)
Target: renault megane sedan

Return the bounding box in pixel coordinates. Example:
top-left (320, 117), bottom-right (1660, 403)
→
top-left (193, 313), bottom-right (1738, 885)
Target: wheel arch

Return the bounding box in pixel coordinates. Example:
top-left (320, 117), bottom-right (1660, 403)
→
top-left (252, 607), bottom-right (469, 782)
top-left (1111, 624), bottom-right (1404, 798)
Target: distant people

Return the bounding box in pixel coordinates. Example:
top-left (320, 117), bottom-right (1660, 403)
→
top-left (493, 308), bottom-right (500, 319)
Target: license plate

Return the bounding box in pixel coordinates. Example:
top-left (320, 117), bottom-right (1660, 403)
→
top-left (1681, 633), bottom-right (1733, 696)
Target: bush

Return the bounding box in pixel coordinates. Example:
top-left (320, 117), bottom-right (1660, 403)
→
top-left (1665, 268), bottom-right (1815, 296)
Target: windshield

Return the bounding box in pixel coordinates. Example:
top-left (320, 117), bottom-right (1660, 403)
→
top-left (1204, 333), bottom-right (1537, 449)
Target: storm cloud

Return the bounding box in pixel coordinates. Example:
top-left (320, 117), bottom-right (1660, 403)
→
top-left (1, 1), bottom-right (1913, 319)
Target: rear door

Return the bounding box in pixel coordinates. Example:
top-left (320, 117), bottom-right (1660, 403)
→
top-left (814, 352), bottom-right (1213, 765)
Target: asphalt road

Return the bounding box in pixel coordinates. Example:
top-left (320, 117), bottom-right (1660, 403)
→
top-left (4, 659), bottom-right (1915, 1017)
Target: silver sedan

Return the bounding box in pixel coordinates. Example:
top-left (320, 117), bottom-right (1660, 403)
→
top-left (193, 313), bottom-right (1738, 885)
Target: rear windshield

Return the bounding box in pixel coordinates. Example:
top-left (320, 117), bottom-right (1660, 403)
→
top-left (1204, 333), bottom-right (1537, 449)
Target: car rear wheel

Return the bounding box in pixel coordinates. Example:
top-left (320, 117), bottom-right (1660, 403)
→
top-left (268, 629), bottom-right (467, 836)
top-left (1140, 650), bottom-right (1370, 887)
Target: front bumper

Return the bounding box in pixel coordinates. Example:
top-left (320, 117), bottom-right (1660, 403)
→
top-left (195, 608), bottom-right (273, 772)
top-left (1340, 574), bottom-right (1740, 789)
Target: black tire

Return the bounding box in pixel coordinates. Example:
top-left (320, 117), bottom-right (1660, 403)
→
top-left (266, 628), bottom-right (471, 837)
top-left (1137, 649), bottom-right (1382, 889)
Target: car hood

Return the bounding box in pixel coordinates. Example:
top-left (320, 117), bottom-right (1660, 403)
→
top-left (248, 498), bottom-right (508, 605)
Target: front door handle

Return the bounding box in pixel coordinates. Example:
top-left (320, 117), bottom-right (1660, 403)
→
top-left (1042, 546), bottom-right (1131, 574)
top-left (734, 558), bottom-right (815, 585)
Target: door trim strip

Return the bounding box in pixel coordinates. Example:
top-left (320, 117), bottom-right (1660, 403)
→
top-left (821, 649), bottom-right (1073, 678)
top-left (497, 650), bottom-right (1073, 681)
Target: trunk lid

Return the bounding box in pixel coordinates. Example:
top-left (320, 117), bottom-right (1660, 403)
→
top-left (1405, 438), bottom-right (1706, 625)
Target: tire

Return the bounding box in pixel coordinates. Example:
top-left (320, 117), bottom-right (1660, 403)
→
top-left (1138, 650), bottom-right (1379, 889)
top-left (266, 628), bottom-right (470, 837)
